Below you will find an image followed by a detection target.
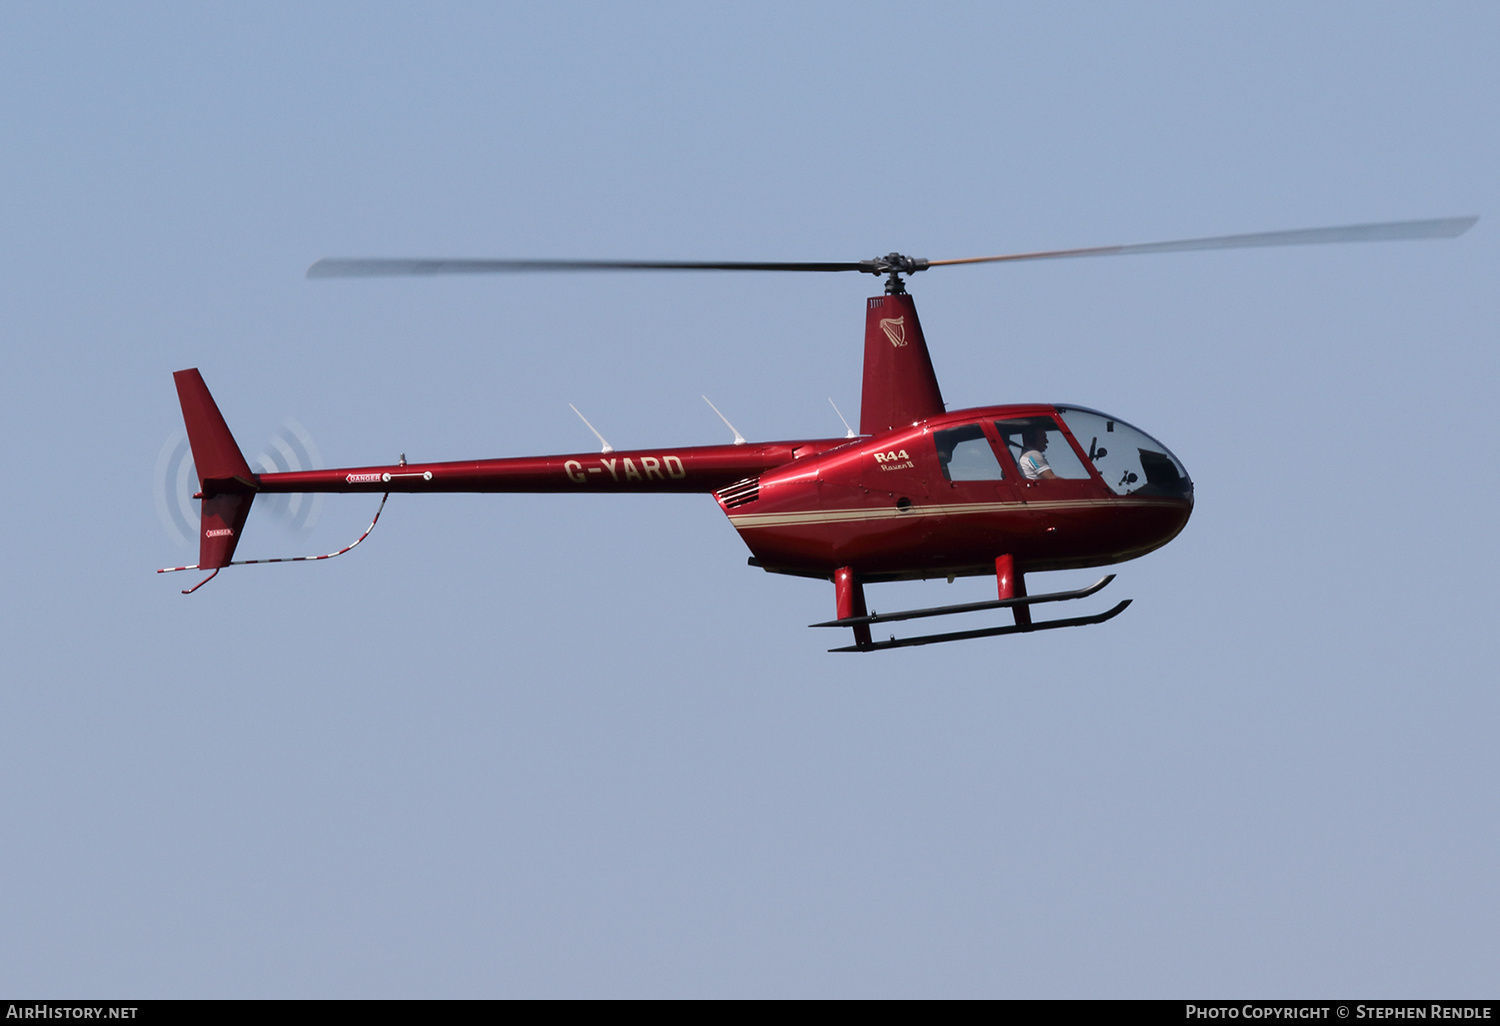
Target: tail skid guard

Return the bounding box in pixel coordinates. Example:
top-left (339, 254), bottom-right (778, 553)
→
top-left (160, 493), bottom-right (390, 593)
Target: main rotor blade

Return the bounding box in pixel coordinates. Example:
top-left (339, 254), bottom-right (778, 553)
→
top-left (927, 216), bottom-right (1478, 268)
top-left (307, 257), bottom-right (867, 278)
top-left (307, 216), bottom-right (1477, 281)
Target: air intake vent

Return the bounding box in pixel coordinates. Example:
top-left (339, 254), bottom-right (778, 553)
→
top-left (716, 477), bottom-right (760, 509)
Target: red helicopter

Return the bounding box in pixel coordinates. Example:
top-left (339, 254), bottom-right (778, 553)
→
top-left (162, 217), bottom-right (1476, 651)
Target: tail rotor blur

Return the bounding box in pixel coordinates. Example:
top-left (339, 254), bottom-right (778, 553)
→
top-left (251, 419), bottom-right (324, 531)
top-left (154, 418), bottom-right (324, 548)
top-left (154, 432), bottom-right (199, 547)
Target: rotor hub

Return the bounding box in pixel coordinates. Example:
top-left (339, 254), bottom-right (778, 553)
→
top-left (860, 253), bottom-right (930, 294)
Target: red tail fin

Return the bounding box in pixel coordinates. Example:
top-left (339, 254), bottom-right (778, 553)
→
top-left (859, 293), bottom-right (946, 435)
top-left (173, 369), bottom-right (258, 569)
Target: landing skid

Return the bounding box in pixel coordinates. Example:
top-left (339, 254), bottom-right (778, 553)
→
top-left (812, 573), bottom-right (1129, 653)
top-left (826, 599), bottom-right (1130, 652)
top-left (810, 574), bottom-right (1116, 628)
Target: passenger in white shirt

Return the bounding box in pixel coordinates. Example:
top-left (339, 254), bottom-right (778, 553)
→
top-left (1018, 425), bottom-right (1059, 481)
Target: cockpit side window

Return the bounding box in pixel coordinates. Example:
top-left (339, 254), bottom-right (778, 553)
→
top-left (934, 424), bottom-right (1006, 481)
top-left (993, 417), bottom-right (1091, 480)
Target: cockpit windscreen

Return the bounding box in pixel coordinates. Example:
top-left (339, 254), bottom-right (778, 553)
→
top-left (1054, 407), bottom-right (1192, 497)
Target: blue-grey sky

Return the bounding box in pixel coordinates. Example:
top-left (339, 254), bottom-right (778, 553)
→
top-left (1, 3), bottom-right (1496, 997)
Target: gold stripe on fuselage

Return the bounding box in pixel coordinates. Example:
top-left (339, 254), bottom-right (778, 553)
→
top-left (725, 497), bottom-right (1181, 529)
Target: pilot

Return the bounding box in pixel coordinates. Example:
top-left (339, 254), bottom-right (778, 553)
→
top-left (1018, 425), bottom-right (1058, 481)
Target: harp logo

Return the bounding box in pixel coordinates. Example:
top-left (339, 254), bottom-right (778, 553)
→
top-left (879, 316), bottom-right (908, 348)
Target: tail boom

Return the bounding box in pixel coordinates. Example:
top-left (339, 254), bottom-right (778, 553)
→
top-left (167, 368), bottom-right (844, 578)
top-left (256, 440), bottom-right (843, 495)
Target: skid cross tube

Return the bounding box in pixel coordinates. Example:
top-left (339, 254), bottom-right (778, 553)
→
top-left (809, 574), bottom-right (1115, 628)
top-left (829, 600), bottom-right (1132, 653)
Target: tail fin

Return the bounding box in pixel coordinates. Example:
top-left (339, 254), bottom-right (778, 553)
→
top-left (173, 369), bottom-right (258, 568)
top-left (860, 293), bottom-right (945, 435)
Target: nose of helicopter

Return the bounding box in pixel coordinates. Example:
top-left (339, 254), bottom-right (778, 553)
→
top-left (1050, 405), bottom-right (1193, 555)
top-left (1119, 462), bottom-right (1193, 564)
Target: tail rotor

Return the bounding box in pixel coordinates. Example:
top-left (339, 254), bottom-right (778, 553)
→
top-left (251, 419), bottom-right (324, 531)
top-left (155, 419), bottom-right (325, 547)
top-left (158, 369), bottom-right (387, 592)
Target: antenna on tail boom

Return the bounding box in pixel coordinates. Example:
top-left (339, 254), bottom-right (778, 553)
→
top-left (569, 404), bottom-right (615, 453)
top-left (828, 398), bottom-right (856, 439)
top-left (702, 396), bottom-right (747, 445)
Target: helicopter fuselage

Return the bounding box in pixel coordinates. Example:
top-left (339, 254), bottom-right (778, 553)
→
top-left (256, 401), bottom-right (1192, 585)
top-left (732, 403), bottom-right (1192, 583)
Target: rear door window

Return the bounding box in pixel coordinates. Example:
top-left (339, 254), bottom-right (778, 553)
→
top-left (934, 424), bottom-right (1006, 481)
